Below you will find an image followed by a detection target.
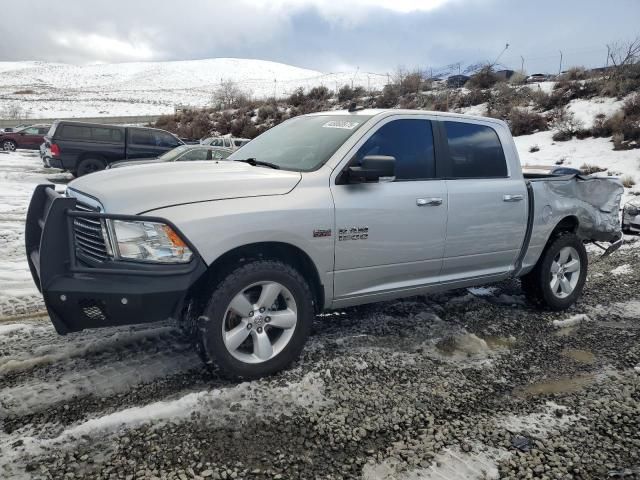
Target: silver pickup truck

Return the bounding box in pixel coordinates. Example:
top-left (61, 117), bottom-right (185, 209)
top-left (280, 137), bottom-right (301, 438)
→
top-left (26, 109), bottom-right (623, 378)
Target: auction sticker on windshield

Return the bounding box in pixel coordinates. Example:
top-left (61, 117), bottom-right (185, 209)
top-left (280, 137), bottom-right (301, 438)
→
top-left (322, 120), bottom-right (360, 129)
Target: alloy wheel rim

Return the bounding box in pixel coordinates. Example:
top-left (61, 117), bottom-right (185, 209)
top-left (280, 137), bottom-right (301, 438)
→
top-left (222, 281), bottom-right (297, 364)
top-left (549, 246), bottom-right (581, 298)
top-left (3, 141), bottom-right (15, 151)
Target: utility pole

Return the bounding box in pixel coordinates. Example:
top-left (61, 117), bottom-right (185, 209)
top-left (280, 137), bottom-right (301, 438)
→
top-left (351, 66), bottom-right (359, 89)
top-left (559, 50), bottom-right (563, 75)
top-left (274, 78), bottom-right (277, 99)
top-left (606, 45), bottom-right (610, 68)
top-left (520, 56), bottom-right (525, 74)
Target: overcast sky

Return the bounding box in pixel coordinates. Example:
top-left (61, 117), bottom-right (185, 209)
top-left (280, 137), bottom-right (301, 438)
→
top-left (0, 0), bottom-right (638, 74)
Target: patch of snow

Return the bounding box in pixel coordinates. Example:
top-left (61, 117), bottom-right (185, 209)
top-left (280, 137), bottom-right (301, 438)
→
top-left (611, 264), bottom-right (632, 276)
top-left (498, 401), bottom-right (579, 438)
top-left (363, 446), bottom-right (509, 480)
top-left (0, 323), bottom-right (31, 335)
top-left (458, 103), bottom-right (488, 117)
top-left (468, 286), bottom-right (498, 297)
top-left (552, 314), bottom-right (590, 328)
top-left (0, 325), bottom-right (179, 375)
top-left (566, 97), bottom-right (625, 129)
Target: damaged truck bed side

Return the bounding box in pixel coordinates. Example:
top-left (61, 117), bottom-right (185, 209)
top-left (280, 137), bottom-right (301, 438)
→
top-left (26, 109), bottom-right (623, 378)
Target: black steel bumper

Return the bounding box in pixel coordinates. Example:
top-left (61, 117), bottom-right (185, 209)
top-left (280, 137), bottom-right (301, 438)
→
top-left (25, 184), bottom-right (207, 334)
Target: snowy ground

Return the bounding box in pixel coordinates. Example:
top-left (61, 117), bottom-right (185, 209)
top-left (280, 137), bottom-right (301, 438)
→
top-left (0, 60), bottom-right (388, 118)
top-left (0, 137), bottom-right (639, 478)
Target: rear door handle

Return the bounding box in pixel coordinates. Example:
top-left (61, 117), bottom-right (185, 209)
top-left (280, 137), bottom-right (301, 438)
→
top-left (503, 194), bottom-right (524, 202)
top-left (417, 197), bottom-right (443, 206)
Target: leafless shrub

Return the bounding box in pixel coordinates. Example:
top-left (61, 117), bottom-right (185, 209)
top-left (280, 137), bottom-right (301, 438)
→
top-left (580, 163), bottom-right (607, 175)
top-left (613, 133), bottom-right (626, 150)
top-left (212, 80), bottom-right (251, 110)
top-left (551, 108), bottom-right (583, 141)
top-left (529, 145), bottom-right (540, 153)
top-left (466, 65), bottom-right (499, 89)
top-left (623, 93), bottom-right (640, 117)
top-left (621, 174), bottom-right (636, 188)
top-left (507, 109), bottom-right (548, 136)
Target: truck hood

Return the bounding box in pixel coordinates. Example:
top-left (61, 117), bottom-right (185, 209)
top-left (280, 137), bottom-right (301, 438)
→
top-left (68, 161), bottom-right (302, 214)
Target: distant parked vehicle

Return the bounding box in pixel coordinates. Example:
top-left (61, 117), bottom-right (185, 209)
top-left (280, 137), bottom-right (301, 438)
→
top-left (526, 74), bottom-right (551, 83)
top-left (200, 136), bottom-right (249, 150)
top-left (0, 124), bottom-right (50, 151)
top-left (108, 145), bottom-right (233, 169)
top-left (42, 121), bottom-right (184, 176)
top-left (2, 123), bottom-right (31, 133)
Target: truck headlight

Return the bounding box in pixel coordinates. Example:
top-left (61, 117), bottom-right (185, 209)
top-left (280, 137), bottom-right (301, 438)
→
top-left (109, 220), bottom-right (193, 263)
top-left (627, 206), bottom-right (639, 216)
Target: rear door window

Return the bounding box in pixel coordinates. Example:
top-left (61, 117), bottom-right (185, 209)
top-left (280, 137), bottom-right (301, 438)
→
top-left (61, 125), bottom-right (91, 140)
top-left (92, 127), bottom-right (122, 142)
top-left (352, 119), bottom-right (436, 180)
top-left (443, 121), bottom-right (507, 178)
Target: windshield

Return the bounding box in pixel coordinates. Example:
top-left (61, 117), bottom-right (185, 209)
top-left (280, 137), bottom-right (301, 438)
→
top-left (158, 145), bottom-right (189, 161)
top-left (228, 115), bottom-right (371, 171)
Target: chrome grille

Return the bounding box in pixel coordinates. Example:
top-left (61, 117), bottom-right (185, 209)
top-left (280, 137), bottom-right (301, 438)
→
top-left (73, 203), bottom-right (109, 263)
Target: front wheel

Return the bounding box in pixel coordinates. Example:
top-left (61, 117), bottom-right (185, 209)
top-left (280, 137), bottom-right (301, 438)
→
top-left (521, 232), bottom-right (588, 310)
top-left (198, 260), bottom-right (314, 379)
top-left (2, 140), bottom-right (17, 151)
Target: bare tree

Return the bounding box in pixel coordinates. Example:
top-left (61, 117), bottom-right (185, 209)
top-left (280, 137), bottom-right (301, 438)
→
top-left (0, 103), bottom-right (24, 119)
top-left (212, 80), bottom-right (250, 110)
top-left (607, 36), bottom-right (640, 72)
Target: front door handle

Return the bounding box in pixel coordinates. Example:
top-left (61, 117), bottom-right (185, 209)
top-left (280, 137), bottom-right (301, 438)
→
top-left (503, 194), bottom-right (524, 202)
top-left (417, 197), bottom-right (443, 206)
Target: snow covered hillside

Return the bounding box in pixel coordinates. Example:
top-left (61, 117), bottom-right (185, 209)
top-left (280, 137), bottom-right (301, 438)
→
top-left (0, 59), bottom-right (387, 118)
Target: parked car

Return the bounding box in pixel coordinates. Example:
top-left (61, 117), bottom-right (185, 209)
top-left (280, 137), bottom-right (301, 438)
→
top-left (1, 124), bottom-right (50, 151)
top-left (622, 197), bottom-right (640, 234)
top-left (526, 74), bottom-right (551, 83)
top-left (522, 165), bottom-right (582, 176)
top-left (200, 136), bottom-right (249, 150)
top-left (42, 121), bottom-right (184, 176)
top-left (26, 109), bottom-right (623, 379)
top-left (108, 145), bottom-right (233, 169)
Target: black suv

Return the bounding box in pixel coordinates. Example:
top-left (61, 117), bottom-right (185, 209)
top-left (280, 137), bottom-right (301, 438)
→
top-left (43, 121), bottom-right (183, 176)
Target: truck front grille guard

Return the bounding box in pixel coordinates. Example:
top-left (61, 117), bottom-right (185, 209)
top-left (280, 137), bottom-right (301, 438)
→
top-left (26, 184), bottom-right (200, 294)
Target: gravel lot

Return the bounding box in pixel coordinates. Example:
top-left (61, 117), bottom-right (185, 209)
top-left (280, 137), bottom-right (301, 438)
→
top-left (0, 150), bottom-right (639, 479)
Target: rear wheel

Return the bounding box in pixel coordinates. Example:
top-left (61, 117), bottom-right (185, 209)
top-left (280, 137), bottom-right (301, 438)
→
top-left (76, 158), bottom-right (106, 177)
top-left (521, 232), bottom-right (587, 310)
top-left (197, 260), bottom-right (314, 379)
top-left (2, 140), bottom-right (17, 151)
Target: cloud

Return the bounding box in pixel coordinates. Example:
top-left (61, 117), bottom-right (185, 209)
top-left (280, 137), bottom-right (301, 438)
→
top-left (0, 0), bottom-right (638, 74)
top-left (53, 33), bottom-right (156, 62)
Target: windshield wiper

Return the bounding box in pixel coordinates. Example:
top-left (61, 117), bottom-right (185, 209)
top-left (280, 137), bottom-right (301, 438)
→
top-left (234, 158), bottom-right (280, 169)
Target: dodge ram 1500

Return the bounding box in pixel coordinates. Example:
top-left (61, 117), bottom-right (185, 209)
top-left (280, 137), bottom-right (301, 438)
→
top-left (26, 109), bottom-right (623, 378)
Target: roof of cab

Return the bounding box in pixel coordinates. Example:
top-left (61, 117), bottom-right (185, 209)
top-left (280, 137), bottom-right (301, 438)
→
top-left (304, 108), bottom-right (509, 129)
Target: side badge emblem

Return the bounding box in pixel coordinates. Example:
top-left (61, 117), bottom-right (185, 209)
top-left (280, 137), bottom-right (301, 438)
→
top-left (313, 229), bottom-right (332, 238)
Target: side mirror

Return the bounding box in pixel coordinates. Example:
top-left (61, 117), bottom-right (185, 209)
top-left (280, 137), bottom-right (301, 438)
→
top-left (347, 155), bottom-right (396, 183)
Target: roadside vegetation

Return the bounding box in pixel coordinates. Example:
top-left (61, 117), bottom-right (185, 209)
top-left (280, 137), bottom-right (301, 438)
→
top-left (154, 38), bottom-right (640, 152)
